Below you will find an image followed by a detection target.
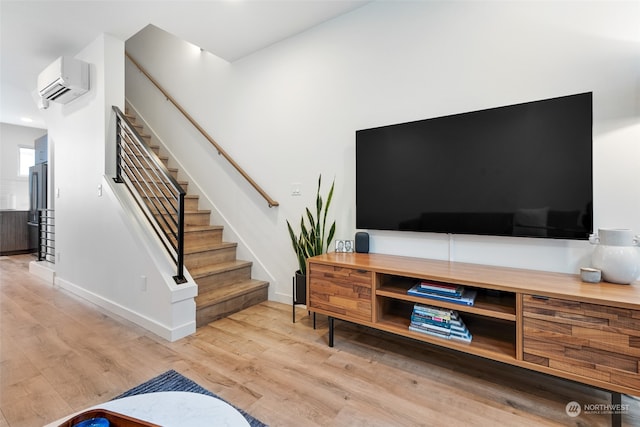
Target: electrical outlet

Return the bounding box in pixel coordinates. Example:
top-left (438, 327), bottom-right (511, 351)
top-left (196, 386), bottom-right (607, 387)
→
top-left (291, 183), bottom-right (302, 196)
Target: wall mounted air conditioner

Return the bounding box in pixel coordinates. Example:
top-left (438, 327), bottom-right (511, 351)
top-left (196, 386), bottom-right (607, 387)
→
top-left (37, 56), bottom-right (90, 104)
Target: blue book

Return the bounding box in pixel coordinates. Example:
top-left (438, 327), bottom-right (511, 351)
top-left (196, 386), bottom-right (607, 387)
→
top-left (411, 308), bottom-right (451, 321)
top-left (413, 304), bottom-right (453, 318)
top-left (411, 314), bottom-right (451, 329)
top-left (450, 331), bottom-right (473, 343)
top-left (408, 284), bottom-right (477, 306)
top-left (418, 281), bottom-right (464, 297)
top-left (409, 324), bottom-right (451, 338)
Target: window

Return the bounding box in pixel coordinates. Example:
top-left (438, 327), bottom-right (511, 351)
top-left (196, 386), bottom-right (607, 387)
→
top-left (19, 147), bottom-right (35, 176)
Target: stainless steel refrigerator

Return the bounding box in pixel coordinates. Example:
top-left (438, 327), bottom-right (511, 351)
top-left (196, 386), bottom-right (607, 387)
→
top-left (28, 162), bottom-right (47, 251)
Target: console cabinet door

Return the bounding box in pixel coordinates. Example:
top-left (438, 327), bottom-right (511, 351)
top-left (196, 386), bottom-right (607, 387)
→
top-left (523, 294), bottom-right (640, 393)
top-left (308, 263), bottom-right (372, 322)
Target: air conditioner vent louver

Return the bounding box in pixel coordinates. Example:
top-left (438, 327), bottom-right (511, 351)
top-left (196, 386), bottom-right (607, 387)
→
top-left (42, 83), bottom-right (71, 101)
top-left (37, 56), bottom-right (89, 104)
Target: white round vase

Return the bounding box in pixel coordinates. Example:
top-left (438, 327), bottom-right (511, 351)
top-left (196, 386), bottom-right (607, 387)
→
top-left (589, 228), bottom-right (640, 285)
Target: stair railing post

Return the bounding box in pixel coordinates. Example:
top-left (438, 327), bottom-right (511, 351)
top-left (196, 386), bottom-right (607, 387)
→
top-left (37, 209), bottom-right (43, 261)
top-left (174, 192), bottom-right (187, 284)
top-left (113, 106), bottom-right (187, 284)
top-left (114, 114), bottom-right (123, 183)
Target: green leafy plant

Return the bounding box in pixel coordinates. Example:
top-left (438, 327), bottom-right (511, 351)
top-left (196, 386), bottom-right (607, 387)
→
top-left (287, 175), bottom-right (336, 275)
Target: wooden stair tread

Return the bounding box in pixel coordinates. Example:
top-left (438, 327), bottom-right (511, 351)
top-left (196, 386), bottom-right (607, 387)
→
top-left (184, 224), bottom-right (222, 233)
top-left (189, 259), bottom-right (252, 279)
top-left (141, 193), bottom-right (197, 200)
top-left (195, 279), bottom-right (269, 307)
top-left (131, 163), bottom-right (178, 173)
top-left (134, 179), bottom-right (188, 186)
top-left (184, 241), bottom-right (237, 255)
top-left (153, 209), bottom-right (211, 215)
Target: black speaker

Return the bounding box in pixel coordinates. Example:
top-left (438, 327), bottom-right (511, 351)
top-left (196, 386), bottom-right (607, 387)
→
top-left (355, 232), bottom-right (369, 253)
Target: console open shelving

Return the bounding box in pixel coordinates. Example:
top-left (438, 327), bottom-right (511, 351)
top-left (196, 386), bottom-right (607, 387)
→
top-left (376, 276), bottom-right (517, 321)
top-left (375, 301), bottom-right (517, 362)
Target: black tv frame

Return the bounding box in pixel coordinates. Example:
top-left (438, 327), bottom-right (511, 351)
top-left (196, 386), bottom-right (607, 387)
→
top-left (355, 92), bottom-right (593, 240)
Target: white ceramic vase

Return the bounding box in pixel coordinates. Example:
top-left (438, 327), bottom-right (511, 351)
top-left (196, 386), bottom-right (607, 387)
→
top-left (589, 228), bottom-right (640, 284)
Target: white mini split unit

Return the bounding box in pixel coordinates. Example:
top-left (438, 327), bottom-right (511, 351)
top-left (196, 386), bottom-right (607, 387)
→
top-left (37, 56), bottom-right (90, 108)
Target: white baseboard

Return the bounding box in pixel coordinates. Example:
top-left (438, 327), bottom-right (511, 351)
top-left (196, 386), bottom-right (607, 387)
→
top-left (29, 260), bottom-right (56, 284)
top-left (54, 276), bottom-right (195, 342)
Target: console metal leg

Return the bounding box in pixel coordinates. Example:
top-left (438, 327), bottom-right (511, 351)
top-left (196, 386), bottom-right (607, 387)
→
top-left (329, 316), bottom-right (334, 347)
top-left (313, 312), bottom-right (316, 329)
top-left (611, 392), bottom-right (622, 427)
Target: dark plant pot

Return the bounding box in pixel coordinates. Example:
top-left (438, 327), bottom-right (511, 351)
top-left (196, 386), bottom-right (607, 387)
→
top-left (294, 270), bottom-right (307, 305)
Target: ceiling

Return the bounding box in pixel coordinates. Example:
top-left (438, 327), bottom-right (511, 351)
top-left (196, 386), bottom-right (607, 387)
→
top-left (0, 0), bottom-right (369, 130)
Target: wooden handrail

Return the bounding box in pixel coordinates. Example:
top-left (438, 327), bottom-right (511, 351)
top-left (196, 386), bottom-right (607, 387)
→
top-left (125, 51), bottom-right (279, 208)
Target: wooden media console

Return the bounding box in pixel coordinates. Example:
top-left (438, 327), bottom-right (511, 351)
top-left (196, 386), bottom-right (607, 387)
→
top-left (307, 252), bottom-right (640, 425)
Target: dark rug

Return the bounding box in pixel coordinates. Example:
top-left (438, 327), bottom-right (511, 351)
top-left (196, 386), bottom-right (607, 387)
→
top-left (114, 369), bottom-right (267, 427)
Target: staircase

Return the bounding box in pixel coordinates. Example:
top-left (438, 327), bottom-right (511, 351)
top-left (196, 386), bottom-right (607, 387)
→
top-left (123, 107), bottom-right (269, 327)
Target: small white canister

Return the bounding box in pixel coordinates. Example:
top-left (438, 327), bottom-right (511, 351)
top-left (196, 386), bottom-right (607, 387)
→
top-left (589, 228), bottom-right (640, 284)
top-left (580, 267), bottom-right (601, 283)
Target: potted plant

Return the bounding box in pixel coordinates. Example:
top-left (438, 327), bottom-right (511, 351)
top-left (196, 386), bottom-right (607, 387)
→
top-left (287, 174), bottom-right (336, 306)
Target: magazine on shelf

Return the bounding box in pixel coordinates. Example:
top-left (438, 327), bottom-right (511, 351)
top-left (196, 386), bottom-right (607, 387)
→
top-left (408, 284), bottom-right (477, 306)
top-left (410, 311), bottom-right (473, 342)
top-left (411, 313), bottom-right (450, 327)
top-left (409, 321), bottom-right (451, 335)
top-left (450, 330), bottom-right (473, 343)
top-left (413, 303), bottom-right (453, 317)
top-left (409, 322), bottom-right (473, 343)
top-left (409, 302), bottom-right (473, 342)
top-left (418, 281), bottom-right (464, 297)
top-left (450, 321), bottom-right (467, 333)
top-left (409, 324), bottom-right (451, 338)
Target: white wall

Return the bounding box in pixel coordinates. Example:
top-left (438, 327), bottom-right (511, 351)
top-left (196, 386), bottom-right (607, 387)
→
top-left (126, 1), bottom-right (640, 304)
top-left (40, 33), bottom-right (197, 341)
top-left (0, 123), bottom-right (46, 210)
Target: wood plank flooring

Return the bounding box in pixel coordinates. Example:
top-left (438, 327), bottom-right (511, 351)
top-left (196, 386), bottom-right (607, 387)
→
top-left (1, 254), bottom-right (639, 426)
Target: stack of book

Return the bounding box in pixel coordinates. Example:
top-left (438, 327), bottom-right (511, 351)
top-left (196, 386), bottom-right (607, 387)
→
top-left (409, 303), bottom-right (473, 343)
top-left (407, 280), bottom-right (477, 306)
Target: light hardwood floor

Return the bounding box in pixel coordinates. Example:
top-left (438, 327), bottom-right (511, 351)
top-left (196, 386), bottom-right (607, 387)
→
top-left (1, 254), bottom-right (638, 427)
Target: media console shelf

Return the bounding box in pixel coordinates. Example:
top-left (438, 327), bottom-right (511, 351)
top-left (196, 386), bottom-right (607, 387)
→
top-left (307, 252), bottom-right (640, 425)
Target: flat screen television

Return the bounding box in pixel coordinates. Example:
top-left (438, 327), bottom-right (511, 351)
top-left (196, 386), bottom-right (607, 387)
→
top-left (356, 92), bottom-right (593, 240)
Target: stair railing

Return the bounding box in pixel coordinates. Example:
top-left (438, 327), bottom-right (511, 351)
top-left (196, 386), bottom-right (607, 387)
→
top-left (125, 51), bottom-right (279, 208)
top-left (113, 106), bottom-right (187, 284)
top-left (37, 208), bottom-right (55, 263)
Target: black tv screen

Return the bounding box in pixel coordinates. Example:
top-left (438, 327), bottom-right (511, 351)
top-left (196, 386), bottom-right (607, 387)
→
top-left (356, 92), bottom-right (593, 239)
